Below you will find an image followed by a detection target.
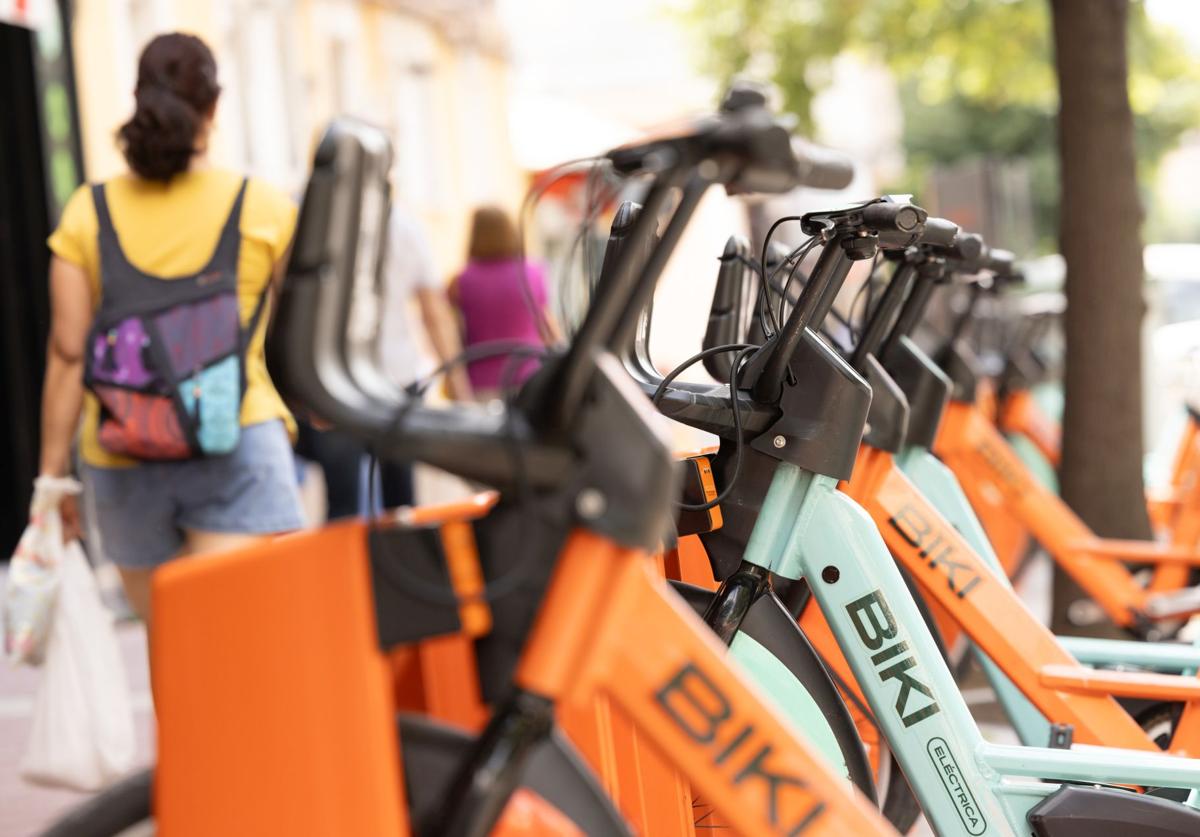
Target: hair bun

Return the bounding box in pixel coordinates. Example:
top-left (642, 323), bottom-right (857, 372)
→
top-left (118, 85), bottom-right (199, 181)
top-left (117, 33), bottom-right (220, 182)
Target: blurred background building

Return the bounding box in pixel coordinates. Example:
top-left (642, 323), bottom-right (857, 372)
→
top-left (70, 0), bottom-right (524, 269)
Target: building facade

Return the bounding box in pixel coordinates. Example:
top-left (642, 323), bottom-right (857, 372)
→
top-left (69, 0), bottom-right (523, 274)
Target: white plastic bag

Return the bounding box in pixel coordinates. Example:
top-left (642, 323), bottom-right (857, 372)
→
top-left (19, 541), bottom-right (137, 791)
top-left (3, 476), bottom-right (80, 665)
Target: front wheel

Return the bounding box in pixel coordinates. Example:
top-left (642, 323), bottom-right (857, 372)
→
top-left (38, 769), bottom-right (152, 837)
top-left (670, 581), bottom-right (879, 802)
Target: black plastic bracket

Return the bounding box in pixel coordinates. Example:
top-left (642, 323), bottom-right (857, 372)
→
top-left (883, 336), bottom-right (952, 451)
top-left (748, 328), bottom-right (871, 480)
top-left (1048, 723), bottom-right (1074, 749)
top-left (861, 353), bottom-right (909, 454)
top-left (368, 525), bottom-right (462, 649)
top-left (937, 339), bottom-right (983, 404)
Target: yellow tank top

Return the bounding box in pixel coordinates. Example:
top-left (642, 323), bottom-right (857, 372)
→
top-left (48, 169), bottom-right (298, 468)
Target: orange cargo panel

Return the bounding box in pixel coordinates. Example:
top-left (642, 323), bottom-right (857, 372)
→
top-left (152, 521), bottom-right (406, 837)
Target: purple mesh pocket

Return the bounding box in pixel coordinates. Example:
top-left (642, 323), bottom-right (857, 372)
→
top-left (154, 293), bottom-right (240, 377)
top-left (90, 318), bottom-right (154, 388)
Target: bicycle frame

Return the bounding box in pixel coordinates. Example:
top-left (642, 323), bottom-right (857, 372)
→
top-left (998, 387), bottom-right (1200, 543)
top-left (402, 489), bottom-right (858, 836)
top-left (512, 528), bottom-right (892, 836)
top-left (998, 387), bottom-right (1061, 467)
top-left (151, 516), bottom-right (893, 837)
top-left (1150, 409), bottom-right (1200, 537)
top-left (896, 441), bottom-right (1200, 750)
top-left (735, 460), bottom-right (1200, 837)
top-left (935, 399), bottom-right (1200, 631)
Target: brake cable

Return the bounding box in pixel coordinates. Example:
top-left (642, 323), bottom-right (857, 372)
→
top-left (652, 343), bottom-right (757, 512)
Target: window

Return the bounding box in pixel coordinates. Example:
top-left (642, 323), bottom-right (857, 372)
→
top-left (391, 63), bottom-right (443, 207)
top-left (235, 1), bottom-right (297, 185)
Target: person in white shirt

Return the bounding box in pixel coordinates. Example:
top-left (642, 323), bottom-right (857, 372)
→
top-left (295, 205), bottom-right (468, 516)
top-left (375, 205), bottom-right (470, 507)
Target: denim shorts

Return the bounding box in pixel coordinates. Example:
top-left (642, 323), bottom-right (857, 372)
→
top-left (82, 420), bottom-right (305, 569)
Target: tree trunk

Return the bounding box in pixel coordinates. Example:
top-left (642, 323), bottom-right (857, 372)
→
top-left (1050, 0), bottom-right (1151, 634)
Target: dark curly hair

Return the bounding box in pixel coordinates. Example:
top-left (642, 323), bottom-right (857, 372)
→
top-left (117, 33), bottom-right (220, 182)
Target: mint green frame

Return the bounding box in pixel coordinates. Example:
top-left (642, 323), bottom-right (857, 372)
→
top-left (742, 459), bottom-right (1200, 836)
top-left (899, 444), bottom-right (1200, 738)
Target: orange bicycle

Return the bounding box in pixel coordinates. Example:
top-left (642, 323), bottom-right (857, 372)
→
top-left (42, 105), bottom-right (893, 837)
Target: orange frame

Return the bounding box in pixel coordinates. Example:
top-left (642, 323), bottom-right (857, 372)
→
top-left (935, 401), bottom-right (1200, 629)
top-left (152, 515), bottom-right (892, 837)
top-left (998, 390), bottom-right (1200, 546)
top-left (1149, 412), bottom-right (1200, 538)
top-left (997, 388), bottom-right (1062, 468)
top-left (515, 530), bottom-right (892, 836)
top-left (840, 445), bottom-right (1200, 756)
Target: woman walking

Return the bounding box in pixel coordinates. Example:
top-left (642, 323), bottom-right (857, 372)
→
top-left (449, 206), bottom-right (562, 401)
top-left (38, 33), bottom-right (303, 626)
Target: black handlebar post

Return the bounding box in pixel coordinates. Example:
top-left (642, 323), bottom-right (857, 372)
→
top-left (851, 259), bottom-right (919, 370)
top-left (744, 198), bottom-right (934, 403)
top-left (878, 225), bottom-right (972, 354)
top-left (882, 262), bottom-right (940, 355)
top-left (547, 164), bottom-right (691, 429)
top-left (949, 283), bottom-right (985, 344)
top-left (807, 238), bottom-right (869, 333)
top-left (607, 173), bottom-right (709, 362)
top-left (749, 237), bottom-right (857, 403)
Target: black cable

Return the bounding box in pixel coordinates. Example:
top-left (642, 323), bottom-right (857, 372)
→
top-left (776, 237), bottom-right (821, 325)
top-left (759, 215), bottom-right (804, 300)
top-left (759, 215), bottom-right (805, 337)
top-left (652, 343), bottom-right (756, 512)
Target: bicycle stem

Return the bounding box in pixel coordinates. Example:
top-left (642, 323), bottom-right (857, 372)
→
top-left (851, 260), bottom-right (919, 371)
top-left (547, 163), bottom-right (691, 429)
top-left (749, 237), bottom-right (858, 403)
top-left (883, 266), bottom-right (939, 355)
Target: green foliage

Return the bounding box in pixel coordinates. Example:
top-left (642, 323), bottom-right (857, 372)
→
top-left (681, 0), bottom-right (1200, 246)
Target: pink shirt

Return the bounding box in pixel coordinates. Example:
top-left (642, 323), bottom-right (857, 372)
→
top-left (454, 258), bottom-right (548, 391)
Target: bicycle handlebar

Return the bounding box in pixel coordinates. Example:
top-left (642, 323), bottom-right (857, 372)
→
top-left (791, 137), bottom-right (855, 191)
top-left (947, 232), bottom-right (984, 264)
top-left (275, 95), bottom-right (853, 500)
top-left (920, 217), bottom-right (960, 249)
top-left (984, 247), bottom-right (1015, 277)
top-left (609, 81), bottom-right (853, 197)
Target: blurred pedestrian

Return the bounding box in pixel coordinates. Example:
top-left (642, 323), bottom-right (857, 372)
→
top-left (377, 204), bottom-right (470, 507)
top-left (449, 206), bottom-right (561, 401)
top-left (38, 33), bottom-right (303, 627)
top-left (294, 203), bottom-right (469, 515)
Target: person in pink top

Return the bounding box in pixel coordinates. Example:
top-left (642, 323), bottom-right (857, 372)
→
top-left (449, 206), bottom-right (562, 400)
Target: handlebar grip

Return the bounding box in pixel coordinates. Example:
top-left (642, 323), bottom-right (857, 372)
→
top-left (862, 201), bottom-right (926, 235)
top-left (947, 232), bottom-right (984, 263)
top-left (920, 217), bottom-right (959, 248)
top-left (791, 138), bottom-right (855, 191)
top-left (985, 248), bottom-right (1015, 276)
